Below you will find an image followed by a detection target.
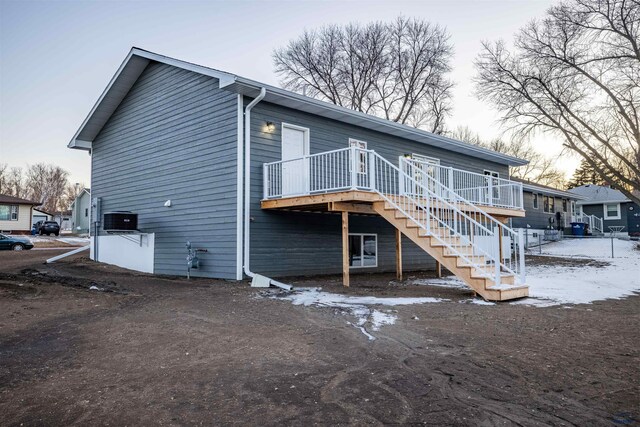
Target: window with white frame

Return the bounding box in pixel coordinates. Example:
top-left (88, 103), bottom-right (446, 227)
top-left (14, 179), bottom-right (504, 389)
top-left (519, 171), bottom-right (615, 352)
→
top-left (0, 205), bottom-right (18, 221)
top-left (348, 233), bottom-right (377, 268)
top-left (562, 199), bottom-right (567, 212)
top-left (532, 193), bottom-right (539, 209)
top-left (348, 139), bottom-right (368, 174)
top-left (484, 170), bottom-right (500, 200)
top-left (604, 203), bottom-right (621, 220)
top-left (543, 195), bottom-right (555, 213)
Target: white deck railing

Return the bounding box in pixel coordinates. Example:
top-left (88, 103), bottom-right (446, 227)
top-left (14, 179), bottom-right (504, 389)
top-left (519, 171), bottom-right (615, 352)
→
top-left (263, 147), bottom-right (523, 210)
top-left (263, 147), bottom-right (525, 287)
top-left (402, 159), bottom-right (523, 210)
top-left (571, 213), bottom-right (604, 233)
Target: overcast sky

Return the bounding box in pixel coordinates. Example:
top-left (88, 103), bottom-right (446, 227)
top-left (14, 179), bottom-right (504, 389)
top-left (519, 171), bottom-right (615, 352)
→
top-left (0, 0), bottom-right (573, 185)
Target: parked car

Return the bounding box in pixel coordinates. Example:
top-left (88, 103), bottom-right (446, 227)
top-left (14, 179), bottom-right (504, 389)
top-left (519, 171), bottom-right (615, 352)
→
top-left (35, 220), bottom-right (61, 236)
top-left (0, 234), bottom-right (34, 251)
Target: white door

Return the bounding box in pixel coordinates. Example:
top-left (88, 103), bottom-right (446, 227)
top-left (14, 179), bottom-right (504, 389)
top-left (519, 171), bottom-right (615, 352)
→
top-left (281, 124), bottom-right (309, 196)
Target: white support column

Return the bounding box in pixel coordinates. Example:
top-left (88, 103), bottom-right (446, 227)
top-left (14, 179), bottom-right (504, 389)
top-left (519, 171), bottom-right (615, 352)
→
top-left (448, 167), bottom-right (454, 201)
top-left (518, 228), bottom-right (525, 285)
top-left (368, 151), bottom-right (375, 190)
top-left (350, 147), bottom-right (358, 190)
top-left (263, 164), bottom-right (268, 199)
top-left (488, 176), bottom-right (494, 206)
top-left (303, 155), bottom-right (310, 194)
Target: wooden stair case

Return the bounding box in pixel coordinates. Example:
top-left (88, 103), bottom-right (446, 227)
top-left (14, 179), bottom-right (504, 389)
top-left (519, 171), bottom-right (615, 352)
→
top-left (373, 201), bottom-right (529, 302)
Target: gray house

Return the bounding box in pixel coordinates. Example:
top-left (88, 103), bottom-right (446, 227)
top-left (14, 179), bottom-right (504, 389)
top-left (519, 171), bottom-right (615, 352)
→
top-left (510, 178), bottom-right (587, 238)
top-left (68, 48), bottom-right (532, 301)
top-left (569, 185), bottom-right (640, 236)
top-left (71, 188), bottom-right (91, 234)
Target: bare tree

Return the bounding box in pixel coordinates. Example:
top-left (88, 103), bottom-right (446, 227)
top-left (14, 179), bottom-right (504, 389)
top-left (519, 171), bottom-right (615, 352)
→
top-left (1, 163), bottom-right (73, 211)
top-left (0, 164), bottom-right (26, 198)
top-left (474, 0), bottom-right (640, 204)
top-left (451, 126), bottom-right (567, 187)
top-left (61, 183), bottom-right (85, 210)
top-left (274, 17), bottom-right (454, 133)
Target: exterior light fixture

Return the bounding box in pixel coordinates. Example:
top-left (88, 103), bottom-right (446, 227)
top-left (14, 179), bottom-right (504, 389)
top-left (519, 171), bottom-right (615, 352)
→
top-left (266, 121), bottom-right (276, 132)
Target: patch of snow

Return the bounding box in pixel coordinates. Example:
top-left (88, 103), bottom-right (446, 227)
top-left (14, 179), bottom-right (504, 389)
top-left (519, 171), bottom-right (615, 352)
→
top-left (411, 277), bottom-right (467, 289)
top-left (89, 285), bottom-right (101, 291)
top-left (515, 239), bottom-right (640, 307)
top-left (413, 239), bottom-right (639, 307)
top-left (281, 288), bottom-right (445, 307)
top-left (460, 298), bottom-right (496, 306)
top-left (370, 310), bottom-right (397, 331)
top-left (274, 287), bottom-right (446, 339)
top-left (58, 237), bottom-right (90, 244)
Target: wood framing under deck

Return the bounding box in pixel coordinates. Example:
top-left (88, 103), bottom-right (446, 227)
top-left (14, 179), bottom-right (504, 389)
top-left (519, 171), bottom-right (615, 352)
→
top-left (261, 190), bottom-right (528, 301)
top-left (261, 190), bottom-right (525, 219)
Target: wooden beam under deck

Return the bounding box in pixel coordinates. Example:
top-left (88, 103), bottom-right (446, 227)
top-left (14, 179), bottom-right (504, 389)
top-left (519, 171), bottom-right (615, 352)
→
top-left (395, 228), bottom-right (403, 281)
top-left (261, 190), bottom-right (525, 218)
top-left (342, 211), bottom-right (349, 288)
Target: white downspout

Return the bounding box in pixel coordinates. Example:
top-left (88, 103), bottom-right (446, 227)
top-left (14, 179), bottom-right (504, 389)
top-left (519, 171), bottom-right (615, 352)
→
top-left (243, 88), bottom-right (266, 279)
top-left (242, 88), bottom-right (291, 290)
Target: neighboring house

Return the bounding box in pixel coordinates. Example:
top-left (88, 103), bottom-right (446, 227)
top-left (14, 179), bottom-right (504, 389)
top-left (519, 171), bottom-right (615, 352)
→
top-left (0, 194), bottom-right (42, 234)
top-left (510, 178), bottom-right (587, 241)
top-left (71, 188), bottom-right (91, 234)
top-left (53, 210), bottom-right (72, 231)
top-left (67, 47), bottom-right (533, 301)
top-left (569, 185), bottom-right (640, 236)
top-left (32, 208), bottom-right (54, 225)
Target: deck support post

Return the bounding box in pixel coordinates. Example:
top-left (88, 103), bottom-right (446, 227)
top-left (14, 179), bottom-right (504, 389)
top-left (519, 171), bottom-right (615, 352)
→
top-left (436, 260), bottom-right (442, 278)
top-left (342, 211), bottom-right (349, 287)
top-left (395, 228), bottom-right (403, 281)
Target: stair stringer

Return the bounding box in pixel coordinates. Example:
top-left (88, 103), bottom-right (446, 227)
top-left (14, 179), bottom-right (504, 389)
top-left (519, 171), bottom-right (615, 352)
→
top-left (372, 201), bottom-right (528, 301)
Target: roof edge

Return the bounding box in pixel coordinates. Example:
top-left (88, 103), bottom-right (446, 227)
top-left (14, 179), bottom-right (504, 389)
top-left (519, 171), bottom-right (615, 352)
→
top-left (67, 47), bottom-right (529, 167)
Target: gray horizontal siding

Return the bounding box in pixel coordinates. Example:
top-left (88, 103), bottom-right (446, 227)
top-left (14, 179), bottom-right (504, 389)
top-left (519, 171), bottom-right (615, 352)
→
top-left (581, 202), bottom-right (635, 229)
top-left (247, 100), bottom-right (506, 277)
top-left (512, 190), bottom-right (574, 229)
top-left (91, 62), bottom-right (238, 279)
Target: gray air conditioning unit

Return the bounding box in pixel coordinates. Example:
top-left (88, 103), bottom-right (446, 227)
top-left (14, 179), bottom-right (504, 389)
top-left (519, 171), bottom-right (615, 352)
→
top-left (103, 211), bottom-right (138, 232)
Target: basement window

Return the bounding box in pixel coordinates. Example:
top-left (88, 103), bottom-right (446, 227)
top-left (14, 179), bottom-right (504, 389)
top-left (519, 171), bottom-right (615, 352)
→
top-left (349, 233), bottom-right (377, 268)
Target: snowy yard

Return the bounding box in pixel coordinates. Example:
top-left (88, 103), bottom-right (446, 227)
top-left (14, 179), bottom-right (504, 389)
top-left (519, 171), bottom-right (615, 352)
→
top-left (273, 238), bottom-right (640, 338)
top-left (515, 238), bottom-right (640, 307)
top-left (419, 238), bottom-right (640, 307)
top-left (27, 236), bottom-right (90, 248)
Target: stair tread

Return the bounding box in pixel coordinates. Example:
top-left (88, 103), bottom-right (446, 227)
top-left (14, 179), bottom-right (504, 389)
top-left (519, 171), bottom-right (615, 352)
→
top-left (486, 284), bottom-right (529, 290)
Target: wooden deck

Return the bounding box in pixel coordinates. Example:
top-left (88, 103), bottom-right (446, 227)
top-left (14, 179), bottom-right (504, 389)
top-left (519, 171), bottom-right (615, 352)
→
top-left (261, 190), bottom-right (525, 220)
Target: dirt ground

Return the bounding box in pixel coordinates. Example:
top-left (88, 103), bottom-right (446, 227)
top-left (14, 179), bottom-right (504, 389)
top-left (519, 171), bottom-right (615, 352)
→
top-left (0, 250), bottom-right (638, 426)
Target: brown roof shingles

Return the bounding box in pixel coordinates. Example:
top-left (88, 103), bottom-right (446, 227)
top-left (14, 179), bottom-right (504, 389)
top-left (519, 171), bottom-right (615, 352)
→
top-left (0, 194), bottom-right (41, 205)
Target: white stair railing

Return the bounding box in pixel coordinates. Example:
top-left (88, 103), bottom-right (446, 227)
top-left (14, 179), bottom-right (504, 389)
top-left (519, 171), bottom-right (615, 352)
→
top-left (398, 157), bottom-right (525, 286)
top-left (571, 213), bottom-right (603, 233)
top-left (403, 159), bottom-right (524, 210)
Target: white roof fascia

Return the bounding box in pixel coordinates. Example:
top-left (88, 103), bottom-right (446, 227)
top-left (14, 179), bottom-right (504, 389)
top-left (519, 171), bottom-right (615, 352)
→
top-left (577, 198), bottom-right (630, 205)
top-left (521, 183), bottom-right (587, 200)
top-left (68, 48), bottom-right (236, 151)
top-left (68, 49), bottom-right (139, 151)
